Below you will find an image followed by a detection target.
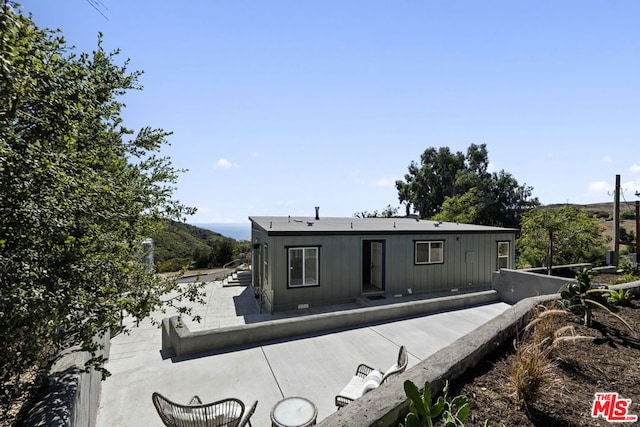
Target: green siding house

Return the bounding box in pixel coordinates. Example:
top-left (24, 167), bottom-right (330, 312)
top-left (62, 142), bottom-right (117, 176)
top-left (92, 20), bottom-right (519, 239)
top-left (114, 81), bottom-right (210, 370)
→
top-left (249, 215), bottom-right (517, 313)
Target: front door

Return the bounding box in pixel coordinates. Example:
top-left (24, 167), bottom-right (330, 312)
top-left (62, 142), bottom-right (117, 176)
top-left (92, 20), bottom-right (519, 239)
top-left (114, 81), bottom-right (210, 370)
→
top-left (362, 240), bottom-right (385, 293)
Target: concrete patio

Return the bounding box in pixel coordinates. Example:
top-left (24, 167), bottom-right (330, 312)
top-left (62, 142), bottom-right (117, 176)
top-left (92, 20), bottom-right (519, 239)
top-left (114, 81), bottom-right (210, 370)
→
top-left (96, 280), bottom-right (510, 426)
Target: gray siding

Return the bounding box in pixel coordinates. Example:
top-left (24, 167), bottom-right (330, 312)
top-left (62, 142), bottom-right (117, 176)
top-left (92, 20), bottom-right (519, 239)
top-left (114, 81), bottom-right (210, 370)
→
top-left (251, 225), bottom-right (516, 312)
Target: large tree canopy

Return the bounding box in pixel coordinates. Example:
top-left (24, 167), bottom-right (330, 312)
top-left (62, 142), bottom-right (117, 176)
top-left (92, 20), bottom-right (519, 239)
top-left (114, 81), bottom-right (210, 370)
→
top-left (395, 144), bottom-right (539, 227)
top-left (517, 205), bottom-right (608, 272)
top-left (0, 3), bottom-right (200, 401)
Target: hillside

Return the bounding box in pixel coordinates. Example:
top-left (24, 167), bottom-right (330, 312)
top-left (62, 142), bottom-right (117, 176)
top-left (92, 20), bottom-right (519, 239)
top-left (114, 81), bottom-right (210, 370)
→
top-left (151, 220), bottom-right (242, 272)
top-left (152, 220), bottom-right (222, 261)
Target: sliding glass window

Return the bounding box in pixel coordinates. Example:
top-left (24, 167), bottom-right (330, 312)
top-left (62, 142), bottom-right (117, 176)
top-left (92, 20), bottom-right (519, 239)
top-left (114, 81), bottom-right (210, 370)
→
top-left (288, 247), bottom-right (319, 287)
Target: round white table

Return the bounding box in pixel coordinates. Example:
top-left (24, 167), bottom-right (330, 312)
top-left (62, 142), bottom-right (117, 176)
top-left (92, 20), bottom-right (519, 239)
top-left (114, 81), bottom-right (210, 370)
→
top-left (270, 396), bottom-right (318, 427)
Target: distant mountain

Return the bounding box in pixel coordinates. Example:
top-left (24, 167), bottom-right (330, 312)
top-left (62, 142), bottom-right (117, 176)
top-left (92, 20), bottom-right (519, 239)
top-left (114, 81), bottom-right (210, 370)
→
top-left (546, 202), bottom-right (614, 212)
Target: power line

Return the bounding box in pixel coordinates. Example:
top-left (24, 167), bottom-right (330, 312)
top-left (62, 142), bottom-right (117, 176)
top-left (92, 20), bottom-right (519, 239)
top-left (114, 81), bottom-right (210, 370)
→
top-left (621, 188), bottom-right (636, 211)
top-left (85, 0), bottom-right (109, 21)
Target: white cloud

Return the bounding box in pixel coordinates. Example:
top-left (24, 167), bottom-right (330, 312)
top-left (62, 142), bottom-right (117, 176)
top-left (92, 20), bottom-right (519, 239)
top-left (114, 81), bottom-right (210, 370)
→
top-left (602, 156), bottom-right (613, 163)
top-left (587, 179), bottom-right (640, 200)
top-left (374, 177), bottom-right (397, 188)
top-left (630, 164), bottom-right (640, 174)
top-left (214, 158), bottom-right (238, 169)
top-left (250, 152), bottom-right (260, 158)
top-left (588, 181), bottom-right (611, 193)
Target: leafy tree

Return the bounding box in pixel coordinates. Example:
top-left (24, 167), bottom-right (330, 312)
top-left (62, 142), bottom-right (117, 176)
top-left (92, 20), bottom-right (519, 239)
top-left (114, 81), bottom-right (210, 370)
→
top-left (397, 144), bottom-right (539, 227)
top-left (354, 204), bottom-right (399, 218)
top-left (233, 240), bottom-right (252, 260)
top-left (0, 3), bottom-right (201, 404)
top-left (483, 170), bottom-right (539, 227)
top-left (192, 246), bottom-right (213, 269)
top-left (435, 187), bottom-right (485, 225)
top-left (395, 147), bottom-right (465, 219)
top-left (212, 237), bottom-right (235, 267)
top-left (517, 206), bottom-right (608, 273)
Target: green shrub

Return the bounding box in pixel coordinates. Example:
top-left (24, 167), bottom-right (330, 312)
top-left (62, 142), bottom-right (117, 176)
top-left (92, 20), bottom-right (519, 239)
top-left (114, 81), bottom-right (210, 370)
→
top-left (607, 288), bottom-right (634, 306)
top-left (621, 210), bottom-right (636, 220)
top-left (156, 258), bottom-right (192, 273)
top-left (612, 273), bottom-right (638, 285)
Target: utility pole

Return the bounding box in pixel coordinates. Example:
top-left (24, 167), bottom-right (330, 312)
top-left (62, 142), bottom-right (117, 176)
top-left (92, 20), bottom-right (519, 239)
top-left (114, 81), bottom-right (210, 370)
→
top-left (613, 174), bottom-right (620, 267)
top-left (636, 200), bottom-right (640, 263)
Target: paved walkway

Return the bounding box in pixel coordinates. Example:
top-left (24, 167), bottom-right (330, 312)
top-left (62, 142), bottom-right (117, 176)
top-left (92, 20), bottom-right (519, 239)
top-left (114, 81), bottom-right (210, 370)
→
top-left (96, 281), bottom-right (510, 427)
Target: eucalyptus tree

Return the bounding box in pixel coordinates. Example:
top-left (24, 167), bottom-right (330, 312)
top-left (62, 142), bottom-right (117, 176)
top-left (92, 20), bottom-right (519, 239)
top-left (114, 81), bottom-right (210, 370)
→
top-left (395, 146), bottom-right (465, 219)
top-left (396, 143), bottom-right (538, 227)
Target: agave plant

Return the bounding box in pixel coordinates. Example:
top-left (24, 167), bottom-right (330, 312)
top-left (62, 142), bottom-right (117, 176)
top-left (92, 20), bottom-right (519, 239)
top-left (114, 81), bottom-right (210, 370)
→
top-left (560, 268), bottom-right (632, 331)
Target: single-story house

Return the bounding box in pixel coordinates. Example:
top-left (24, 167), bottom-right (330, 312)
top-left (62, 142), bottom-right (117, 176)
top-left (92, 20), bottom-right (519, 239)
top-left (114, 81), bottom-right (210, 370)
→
top-left (249, 214), bottom-right (517, 313)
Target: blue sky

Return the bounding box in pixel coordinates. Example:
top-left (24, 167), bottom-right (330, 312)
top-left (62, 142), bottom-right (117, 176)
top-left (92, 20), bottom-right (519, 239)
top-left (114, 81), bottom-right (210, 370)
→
top-left (21, 1), bottom-right (640, 224)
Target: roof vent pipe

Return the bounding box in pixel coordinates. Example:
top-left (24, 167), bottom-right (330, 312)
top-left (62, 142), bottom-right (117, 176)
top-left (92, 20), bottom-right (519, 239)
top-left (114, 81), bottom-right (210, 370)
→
top-left (315, 206), bottom-right (320, 220)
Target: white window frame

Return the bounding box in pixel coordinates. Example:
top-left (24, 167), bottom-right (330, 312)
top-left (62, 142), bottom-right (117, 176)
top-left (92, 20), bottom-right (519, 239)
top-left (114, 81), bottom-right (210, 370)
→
top-left (287, 247), bottom-right (319, 287)
top-left (497, 241), bottom-right (510, 270)
top-left (415, 241), bottom-right (444, 265)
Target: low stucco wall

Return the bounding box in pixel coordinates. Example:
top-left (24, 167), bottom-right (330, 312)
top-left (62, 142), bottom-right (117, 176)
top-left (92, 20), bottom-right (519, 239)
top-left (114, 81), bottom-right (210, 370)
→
top-left (493, 267), bottom-right (640, 305)
top-left (22, 333), bottom-right (110, 427)
top-left (162, 290), bottom-right (500, 357)
top-left (493, 268), bottom-right (576, 304)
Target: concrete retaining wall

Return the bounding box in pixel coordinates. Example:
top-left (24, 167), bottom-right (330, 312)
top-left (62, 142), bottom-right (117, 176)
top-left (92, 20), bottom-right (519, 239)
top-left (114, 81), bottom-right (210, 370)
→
top-left (493, 268), bottom-right (640, 305)
top-left (521, 263), bottom-right (591, 277)
top-left (162, 290), bottom-right (500, 357)
top-left (22, 333), bottom-right (110, 427)
top-left (493, 268), bottom-right (576, 304)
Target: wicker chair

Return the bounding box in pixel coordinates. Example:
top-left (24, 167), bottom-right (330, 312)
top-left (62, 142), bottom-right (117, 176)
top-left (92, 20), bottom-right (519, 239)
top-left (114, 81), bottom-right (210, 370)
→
top-left (238, 400), bottom-right (257, 427)
top-left (152, 392), bottom-right (245, 427)
top-left (335, 345), bottom-right (408, 408)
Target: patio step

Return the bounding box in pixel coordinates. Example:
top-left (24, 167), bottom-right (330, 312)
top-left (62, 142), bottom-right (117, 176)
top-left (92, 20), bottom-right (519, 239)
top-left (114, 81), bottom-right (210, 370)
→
top-left (224, 270), bottom-right (252, 287)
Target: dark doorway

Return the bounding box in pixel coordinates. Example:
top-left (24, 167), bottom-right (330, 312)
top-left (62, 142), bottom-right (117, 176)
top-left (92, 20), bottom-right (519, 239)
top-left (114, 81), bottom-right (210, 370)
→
top-left (362, 240), bottom-right (385, 294)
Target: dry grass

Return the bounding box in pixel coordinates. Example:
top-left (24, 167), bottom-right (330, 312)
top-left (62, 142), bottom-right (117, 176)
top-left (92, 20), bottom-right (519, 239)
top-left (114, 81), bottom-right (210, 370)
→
top-left (524, 304), bottom-right (595, 350)
top-left (510, 304), bottom-right (594, 407)
top-left (509, 341), bottom-right (556, 407)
